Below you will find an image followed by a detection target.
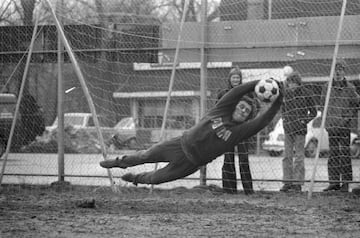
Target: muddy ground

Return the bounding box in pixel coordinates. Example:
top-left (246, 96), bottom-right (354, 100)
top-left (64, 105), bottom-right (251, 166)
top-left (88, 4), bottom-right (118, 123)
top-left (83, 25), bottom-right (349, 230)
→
top-left (1, 184), bottom-right (360, 238)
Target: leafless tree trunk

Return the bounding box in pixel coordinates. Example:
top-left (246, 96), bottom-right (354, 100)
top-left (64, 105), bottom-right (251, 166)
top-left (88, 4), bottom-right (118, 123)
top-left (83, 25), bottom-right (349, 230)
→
top-left (11, 0), bottom-right (36, 95)
top-left (21, 0), bottom-right (35, 25)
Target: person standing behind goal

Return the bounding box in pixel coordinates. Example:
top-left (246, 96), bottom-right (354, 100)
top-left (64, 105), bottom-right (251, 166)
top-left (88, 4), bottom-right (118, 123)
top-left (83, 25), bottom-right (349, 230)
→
top-left (280, 71), bottom-right (317, 192)
top-left (218, 67), bottom-right (259, 195)
top-left (320, 59), bottom-right (360, 192)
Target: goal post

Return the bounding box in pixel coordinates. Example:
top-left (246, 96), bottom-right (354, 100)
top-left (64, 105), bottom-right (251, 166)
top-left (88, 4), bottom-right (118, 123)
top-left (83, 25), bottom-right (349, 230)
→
top-left (45, 0), bottom-right (117, 190)
top-left (0, 13), bottom-right (40, 185)
top-left (152, 0), bottom-right (190, 191)
top-left (308, 0), bottom-right (348, 199)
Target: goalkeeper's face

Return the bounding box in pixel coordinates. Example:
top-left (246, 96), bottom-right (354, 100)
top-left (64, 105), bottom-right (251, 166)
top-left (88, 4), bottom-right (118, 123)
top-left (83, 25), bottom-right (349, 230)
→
top-left (232, 101), bottom-right (252, 123)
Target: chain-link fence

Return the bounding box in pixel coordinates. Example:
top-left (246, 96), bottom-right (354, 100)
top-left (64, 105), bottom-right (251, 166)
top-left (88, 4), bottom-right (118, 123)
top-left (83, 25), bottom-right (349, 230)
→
top-left (1, 0), bottom-right (360, 192)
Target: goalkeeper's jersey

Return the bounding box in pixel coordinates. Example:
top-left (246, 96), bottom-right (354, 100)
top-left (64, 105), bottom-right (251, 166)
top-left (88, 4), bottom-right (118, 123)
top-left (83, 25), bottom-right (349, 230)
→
top-left (180, 80), bottom-right (282, 166)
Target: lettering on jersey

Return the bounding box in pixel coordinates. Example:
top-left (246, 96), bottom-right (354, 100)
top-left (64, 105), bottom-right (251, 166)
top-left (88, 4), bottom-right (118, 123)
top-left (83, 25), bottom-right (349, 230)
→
top-left (211, 117), bottom-right (232, 141)
top-left (211, 118), bottom-right (223, 130)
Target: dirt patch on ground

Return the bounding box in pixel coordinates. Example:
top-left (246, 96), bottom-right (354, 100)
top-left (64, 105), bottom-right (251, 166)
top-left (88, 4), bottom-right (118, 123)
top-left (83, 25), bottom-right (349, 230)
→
top-left (1, 184), bottom-right (360, 238)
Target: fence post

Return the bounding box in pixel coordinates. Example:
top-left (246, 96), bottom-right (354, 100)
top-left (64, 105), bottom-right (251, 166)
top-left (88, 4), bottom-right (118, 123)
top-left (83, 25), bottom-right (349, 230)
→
top-left (199, 0), bottom-right (208, 186)
top-left (55, 0), bottom-right (66, 184)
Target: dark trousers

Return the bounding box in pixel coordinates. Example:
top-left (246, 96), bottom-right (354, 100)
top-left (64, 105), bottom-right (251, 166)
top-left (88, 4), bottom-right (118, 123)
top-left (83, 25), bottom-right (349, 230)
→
top-left (222, 141), bottom-right (253, 193)
top-left (328, 128), bottom-right (353, 184)
top-left (122, 137), bottom-right (199, 185)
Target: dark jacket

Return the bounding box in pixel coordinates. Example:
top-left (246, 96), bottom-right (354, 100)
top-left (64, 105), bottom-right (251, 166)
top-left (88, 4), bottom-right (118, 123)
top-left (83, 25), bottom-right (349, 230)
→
top-left (282, 85), bottom-right (317, 135)
top-left (181, 80), bottom-right (282, 166)
top-left (320, 78), bottom-right (360, 131)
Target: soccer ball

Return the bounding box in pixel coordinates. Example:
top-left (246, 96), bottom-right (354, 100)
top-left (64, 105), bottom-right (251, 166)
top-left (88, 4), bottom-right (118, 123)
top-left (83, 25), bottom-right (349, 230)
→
top-left (255, 78), bottom-right (280, 103)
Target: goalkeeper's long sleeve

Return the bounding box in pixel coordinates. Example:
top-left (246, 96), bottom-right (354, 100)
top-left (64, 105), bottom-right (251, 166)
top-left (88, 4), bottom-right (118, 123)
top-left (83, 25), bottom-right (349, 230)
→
top-left (180, 80), bottom-right (282, 166)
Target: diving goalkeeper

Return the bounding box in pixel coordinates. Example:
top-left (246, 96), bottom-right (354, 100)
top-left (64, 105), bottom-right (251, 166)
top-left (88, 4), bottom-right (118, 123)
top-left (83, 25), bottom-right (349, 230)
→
top-left (100, 80), bottom-right (283, 185)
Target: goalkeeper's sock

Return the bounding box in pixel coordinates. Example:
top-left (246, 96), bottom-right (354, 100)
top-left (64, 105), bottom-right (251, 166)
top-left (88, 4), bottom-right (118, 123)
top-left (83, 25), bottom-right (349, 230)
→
top-left (122, 173), bottom-right (138, 186)
top-left (100, 156), bottom-right (129, 169)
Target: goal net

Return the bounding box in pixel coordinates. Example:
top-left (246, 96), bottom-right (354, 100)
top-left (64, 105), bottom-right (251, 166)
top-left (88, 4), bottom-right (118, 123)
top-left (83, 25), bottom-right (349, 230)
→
top-left (1, 0), bottom-right (360, 193)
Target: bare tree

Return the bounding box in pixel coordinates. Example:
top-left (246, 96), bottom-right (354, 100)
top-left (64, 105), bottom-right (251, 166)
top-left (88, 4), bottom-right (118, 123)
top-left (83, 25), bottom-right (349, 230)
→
top-left (156, 0), bottom-right (220, 22)
top-left (47, 0), bottom-right (160, 25)
top-left (0, 0), bottom-right (18, 26)
top-left (19, 0), bottom-right (35, 25)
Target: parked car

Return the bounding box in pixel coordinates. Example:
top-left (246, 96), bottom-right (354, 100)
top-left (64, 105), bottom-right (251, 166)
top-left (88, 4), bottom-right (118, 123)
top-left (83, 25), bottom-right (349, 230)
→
top-left (110, 117), bottom-right (137, 149)
top-left (46, 113), bottom-right (137, 149)
top-left (0, 93), bottom-right (17, 157)
top-left (262, 112), bottom-right (360, 158)
top-left (110, 117), bottom-right (186, 149)
top-left (45, 113), bottom-right (94, 132)
top-left (1, 93), bottom-right (46, 156)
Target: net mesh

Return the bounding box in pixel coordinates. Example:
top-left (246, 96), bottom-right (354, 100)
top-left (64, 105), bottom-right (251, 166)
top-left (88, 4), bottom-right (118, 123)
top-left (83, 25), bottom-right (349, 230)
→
top-left (1, 0), bottom-right (360, 192)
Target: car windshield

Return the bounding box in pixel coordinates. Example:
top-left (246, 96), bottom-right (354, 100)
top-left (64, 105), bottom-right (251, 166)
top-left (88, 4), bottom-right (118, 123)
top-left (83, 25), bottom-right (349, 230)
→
top-left (115, 117), bottom-right (135, 129)
top-left (53, 115), bottom-right (85, 127)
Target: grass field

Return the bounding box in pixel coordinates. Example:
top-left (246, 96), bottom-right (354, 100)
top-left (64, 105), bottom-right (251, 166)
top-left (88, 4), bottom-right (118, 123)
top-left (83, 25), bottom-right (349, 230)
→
top-left (1, 184), bottom-right (360, 238)
top-left (2, 153), bottom-right (360, 237)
